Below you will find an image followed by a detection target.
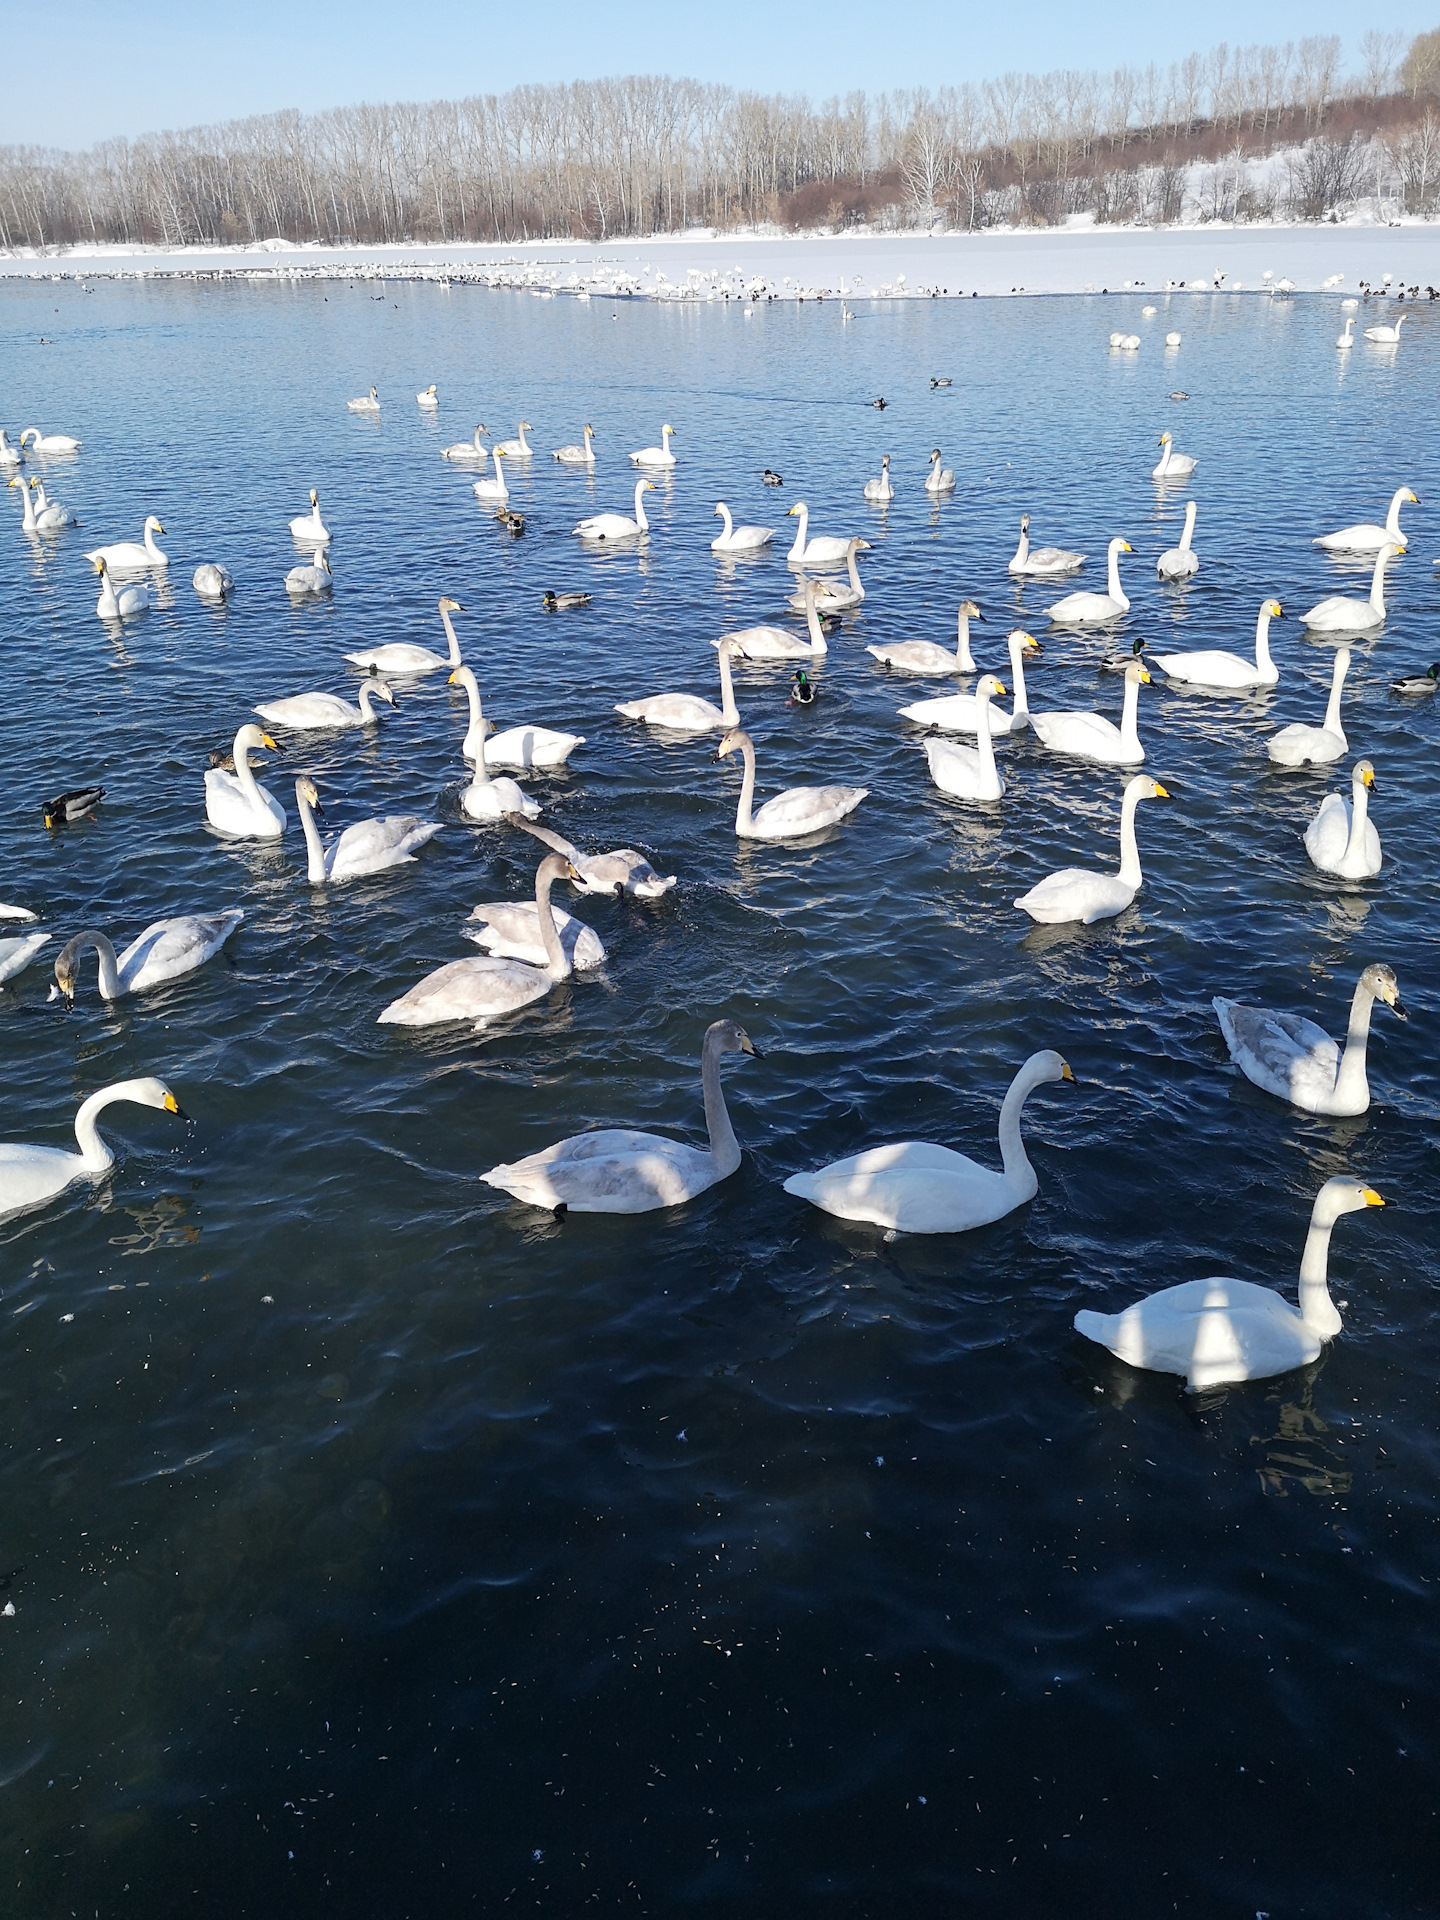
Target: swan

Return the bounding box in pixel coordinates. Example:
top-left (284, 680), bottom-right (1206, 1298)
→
top-left (630, 424), bottom-right (676, 468)
top-left (920, 677), bottom-right (1009, 801)
top-left (1153, 598), bottom-right (1283, 690)
top-left (1301, 543), bottom-right (1398, 633)
top-left (1156, 500), bottom-right (1199, 579)
top-left (0, 428), bottom-right (21, 465)
top-left (867, 600), bottom-right (984, 675)
top-left (716, 582), bottom-right (830, 665)
top-left (445, 662), bottom-right (584, 769)
top-left (711, 502), bottom-right (774, 552)
top-left (466, 883), bottom-right (606, 971)
top-left (1048, 539), bottom-right (1132, 624)
top-left (1315, 487), bottom-right (1416, 554)
top-left (293, 776), bottom-right (440, 884)
top-left (507, 814), bottom-right (676, 897)
top-left (1014, 774), bottom-right (1169, 925)
top-left (288, 490), bottom-right (331, 543)
top-left (1214, 963), bottom-right (1404, 1117)
top-left (1008, 515), bottom-right (1085, 577)
top-left (863, 455), bottom-right (895, 503)
top-left (717, 728), bottom-right (867, 841)
top-left (417, 384), bottom-right (439, 409)
top-left (1336, 317), bottom-right (1355, 350)
top-left (782, 1049), bottom-right (1073, 1233)
top-left (204, 724), bottom-right (286, 839)
top-left (0, 928), bottom-right (51, 985)
top-left (575, 478), bottom-right (654, 542)
top-left (898, 630), bottom-right (1039, 736)
top-left (346, 596), bottom-right (465, 675)
top-left (495, 422), bottom-right (534, 458)
top-left (193, 562), bottom-right (234, 600)
top-left (924, 448), bottom-right (956, 494)
top-left (1364, 314), bottom-right (1405, 343)
top-left (29, 482), bottom-right (76, 530)
top-left (285, 551), bottom-right (332, 596)
top-left (442, 425), bottom-right (490, 463)
top-left (1305, 761), bottom-right (1381, 879)
top-left (9, 474), bottom-right (38, 531)
top-left (617, 637), bottom-right (741, 731)
top-left (1031, 660), bottom-right (1150, 767)
top-left (472, 447), bottom-right (509, 504)
top-left (0, 1078), bottom-right (184, 1223)
top-left (785, 502), bottom-right (858, 570)
top-left (377, 854), bottom-right (579, 1031)
top-left (20, 427), bottom-right (81, 453)
top-left (85, 516), bottom-right (167, 570)
top-left (93, 556), bottom-right (150, 620)
top-left (786, 539), bottom-right (868, 613)
top-left (255, 681), bottom-right (397, 731)
top-left (553, 424), bottom-right (596, 465)
top-left (482, 1019), bottom-right (760, 1214)
top-left (1151, 431), bottom-right (1196, 479)
top-left (1267, 649), bottom-right (1350, 766)
top-left (0, 904), bottom-right (38, 920)
top-left (52, 912), bottom-right (244, 1001)
top-left (347, 386), bottom-right (380, 413)
top-left (1074, 1176), bottom-right (1384, 1389)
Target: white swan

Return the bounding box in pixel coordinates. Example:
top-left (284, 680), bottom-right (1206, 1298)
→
top-left (347, 386), bottom-right (380, 413)
top-left (0, 928), bottom-right (51, 984)
top-left (204, 724), bottom-right (286, 839)
top-left (630, 424), bottom-right (676, 468)
top-left (0, 904), bottom-right (39, 920)
top-left (495, 422), bottom-right (534, 458)
top-left (1214, 963), bottom-right (1404, 1117)
top-left (29, 482), bottom-right (77, 530)
top-left (1031, 660), bottom-right (1149, 767)
top-left (377, 854), bottom-right (579, 1031)
top-left (1048, 539), bottom-right (1132, 625)
top-left (482, 1019), bottom-right (760, 1214)
top-left (1156, 500), bottom-right (1199, 579)
top-left (294, 776), bottom-right (440, 884)
top-left (450, 669), bottom-right (584, 769)
top-left (285, 551), bottom-right (332, 596)
top-left (1008, 515), bottom-right (1085, 577)
top-left (93, 556), bottom-right (150, 620)
top-left (1315, 487), bottom-right (1416, 554)
top-left (20, 427), bottom-right (81, 453)
top-left (507, 815), bottom-right (676, 897)
top-left (1075, 1177), bottom-right (1384, 1389)
top-left (898, 630), bottom-right (1039, 736)
top-left (466, 883), bottom-right (606, 971)
top-left (0, 1078), bottom-right (184, 1222)
top-left (867, 600), bottom-right (984, 675)
top-left (863, 455), bottom-right (894, 503)
top-left (85, 516), bottom-right (167, 570)
top-left (1014, 774), bottom-right (1169, 925)
top-left (1336, 317), bottom-right (1355, 350)
top-left (1305, 761), bottom-right (1380, 879)
top-left (472, 447), bottom-right (509, 504)
top-left (1153, 598), bottom-right (1282, 690)
top-left (553, 424), bottom-right (596, 465)
top-left (346, 597), bottom-right (465, 675)
top-left (52, 912), bottom-right (244, 1000)
top-left (575, 478), bottom-right (653, 542)
top-left (924, 448), bottom-right (956, 493)
top-left (617, 637), bottom-right (741, 731)
top-left (785, 502), bottom-right (858, 570)
top-left (717, 728), bottom-right (867, 841)
top-left (193, 562), bottom-right (234, 599)
top-left (1364, 313), bottom-right (1405, 344)
top-left (786, 539), bottom-right (868, 613)
top-left (1152, 431), bottom-right (1196, 479)
top-left (255, 681), bottom-right (396, 731)
top-left (920, 677), bottom-right (1009, 801)
top-left (1267, 649), bottom-right (1350, 766)
top-left (783, 1049), bottom-right (1073, 1233)
top-left (9, 474), bottom-right (39, 532)
top-left (444, 669), bottom-right (544, 818)
top-left (288, 490), bottom-right (331, 543)
top-left (417, 384), bottom-right (439, 409)
top-left (0, 429), bottom-right (21, 466)
top-left (1302, 543), bottom-right (1398, 633)
top-left (711, 502), bottom-right (774, 552)
top-left (714, 584), bottom-right (830, 665)
top-left (441, 425), bottom-right (490, 463)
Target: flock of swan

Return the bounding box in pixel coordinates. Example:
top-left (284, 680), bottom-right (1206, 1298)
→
top-left (2, 331), bottom-right (1429, 1395)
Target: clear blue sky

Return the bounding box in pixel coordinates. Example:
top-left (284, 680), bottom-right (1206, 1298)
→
top-left (9, 0), bottom-right (1418, 150)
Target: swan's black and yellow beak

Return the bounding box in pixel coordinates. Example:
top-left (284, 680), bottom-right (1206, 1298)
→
top-left (739, 1031), bottom-right (764, 1059)
top-left (1361, 1188), bottom-right (1385, 1208)
top-left (162, 1091), bottom-right (188, 1119)
top-left (261, 732), bottom-right (284, 754)
top-left (1060, 1060), bottom-right (1075, 1083)
top-left (1362, 768), bottom-right (1377, 790)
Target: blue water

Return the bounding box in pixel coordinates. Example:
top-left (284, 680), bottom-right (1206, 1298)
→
top-left (2, 277), bottom-right (1438, 1917)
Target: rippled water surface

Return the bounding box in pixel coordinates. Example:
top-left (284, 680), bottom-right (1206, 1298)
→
top-left (2, 278), bottom-right (1439, 1917)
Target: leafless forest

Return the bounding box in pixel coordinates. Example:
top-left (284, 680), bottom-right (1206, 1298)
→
top-left (3, 29), bottom-right (1439, 251)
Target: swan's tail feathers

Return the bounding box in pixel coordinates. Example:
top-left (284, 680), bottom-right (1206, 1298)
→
top-left (1212, 996), bottom-right (1239, 1052)
top-left (1074, 1309), bottom-right (1117, 1350)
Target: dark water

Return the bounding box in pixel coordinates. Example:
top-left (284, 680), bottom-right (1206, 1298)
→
top-left (1, 277), bottom-right (1438, 1917)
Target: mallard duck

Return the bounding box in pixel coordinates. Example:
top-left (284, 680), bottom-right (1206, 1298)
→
top-left (542, 591), bottom-right (592, 611)
top-left (790, 670), bottom-right (817, 706)
top-left (761, 469), bottom-right (784, 486)
top-left (42, 785), bottom-right (105, 828)
top-left (1392, 663), bottom-right (1438, 695)
top-left (496, 508), bottom-right (525, 536)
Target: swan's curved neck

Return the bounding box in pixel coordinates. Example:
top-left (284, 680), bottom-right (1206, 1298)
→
top-left (296, 789), bottom-right (329, 881)
top-left (1322, 657), bottom-right (1348, 740)
top-left (803, 591), bottom-right (828, 656)
top-left (1116, 785), bottom-right (1145, 889)
top-left (357, 683), bottom-right (377, 722)
top-left (731, 738), bottom-right (757, 835)
top-left (1106, 544), bottom-right (1128, 607)
top-left (233, 737), bottom-right (265, 809)
top-left (974, 690), bottom-right (999, 781)
top-left (440, 608), bottom-right (463, 666)
top-left (717, 647), bottom-right (740, 726)
top-left (1012, 522), bottom-right (1029, 568)
top-left (718, 504), bottom-right (734, 538)
top-left (460, 674), bottom-right (491, 779)
top-left (1254, 611), bottom-right (1275, 676)
top-left (72, 1085), bottom-right (136, 1170)
top-left (634, 480), bottom-right (650, 531)
top-left (1333, 977), bottom-right (1379, 1106)
top-left (1008, 643), bottom-right (1031, 723)
top-left (787, 505), bottom-right (809, 559)
top-left (1297, 1207), bottom-right (1343, 1336)
top-left (996, 1062), bottom-right (1045, 1199)
top-left (1347, 778), bottom-right (1371, 858)
top-left (955, 610), bottom-right (975, 671)
top-left (845, 545), bottom-right (863, 592)
top-left (700, 1033), bottom-right (742, 1178)
top-left (18, 486), bottom-right (37, 532)
top-left (1385, 488), bottom-right (1408, 536)
top-left (534, 863), bottom-right (573, 980)
top-left (1179, 500), bottom-right (1196, 551)
top-left (67, 930), bottom-right (123, 1000)
top-left (145, 521), bottom-right (164, 560)
top-left (97, 568), bottom-right (118, 615)
top-left (1369, 548), bottom-right (1391, 612)
top-left (1119, 671), bottom-right (1142, 748)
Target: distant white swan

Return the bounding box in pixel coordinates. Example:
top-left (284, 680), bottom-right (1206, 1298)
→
top-left (29, 482), bottom-right (77, 529)
top-left (294, 776), bottom-right (440, 883)
top-left (863, 455), bottom-right (894, 503)
top-left (20, 427), bottom-right (81, 453)
top-left (86, 516), bottom-right (167, 570)
top-left (1214, 963), bottom-right (1404, 1117)
top-left (898, 629), bottom-right (1039, 736)
top-left (288, 490), bottom-right (331, 543)
top-left (482, 1019), bottom-right (761, 1214)
top-left (1364, 313), bottom-right (1405, 344)
top-left (1031, 660), bottom-right (1150, 767)
top-left (785, 502), bottom-right (857, 570)
top-left (53, 912), bottom-right (244, 1000)
top-left (786, 539), bottom-right (868, 613)
top-left (9, 474), bottom-right (38, 531)
top-left (507, 814), bottom-right (676, 897)
top-left (920, 676), bottom-right (1009, 801)
top-left (193, 562), bottom-right (234, 600)
top-left (553, 424), bottom-right (596, 465)
top-left (1008, 514), bottom-right (1084, 577)
top-left (1014, 774), bottom-right (1169, 924)
top-left (1073, 1176), bottom-right (1384, 1389)
top-left (417, 384), bottom-right (439, 409)
top-left (711, 502), bottom-right (774, 551)
top-left (285, 551), bottom-right (332, 596)
top-left (575, 478), bottom-right (653, 542)
top-left (1152, 430), bottom-right (1196, 479)
top-left (630, 424), bottom-right (676, 468)
top-left (255, 681), bottom-right (397, 731)
top-left (618, 637), bottom-right (742, 731)
top-left (1156, 500), bottom-right (1199, 579)
top-left (1305, 760), bottom-right (1381, 879)
top-left (1048, 539), bottom-right (1132, 625)
top-left (204, 723), bottom-right (286, 839)
top-left (0, 1078), bottom-right (183, 1222)
top-left (93, 556), bottom-right (150, 620)
top-left (0, 429), bottom-right (21, 466)
top-left (1267, 649), bottom-right (1350, 766)
top-left (1336, 317), bottom-right (1354, 349)
top-left (1301, 543), bottom-right (1398, 633)
top-left (495, 422), bottom-right (534, 458)
top-left (348, 386), bottom-right (380, 413)
top-left (867, 600), bottom-right (984, 675)
top-left (441, 425), bottom-right (489, 464)
top-left (923, 448), bottom-right (956, 493)
top-left (346, 596), bottom-right (465, 675)
top-left (717, 728), bottom-right (867, 840)
top-left (472, 447), bottom-right (509, 504)
top-left (1153, 599), bottom-right (1282, 690)
top-left (1315, 487), bottom-right (1415, 554)
top-left (782, 1049), bottom-right (1073, 1233)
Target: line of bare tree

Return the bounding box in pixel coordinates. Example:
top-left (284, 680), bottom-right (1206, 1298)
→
top-left (2, 29), bottom-right (1438, 252)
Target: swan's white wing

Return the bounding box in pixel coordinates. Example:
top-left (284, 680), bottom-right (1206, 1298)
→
top-left (255, 693), bottom-right (354, 728)
top-left (922, 738), bottom-right (1002, 799)
top-left (484, 1129), bottom-right (716, 1212)
top-left (1030, 711), bottom-right (1124, 757)
top-left (1152, 650), bottom-right (1253, 688)
top-left (614, 694), bottom-right (724, 731)
top-left (0, 1143), bottom-right (87, 1219)
top-left (377, 956), bottom-right (550, 1027)
top-left (466, 902), bottom-right (605, 969)
top-left (1304, 794), bottom-right (1350, 871)
top-left (0, 932), bottom-right (51, 983)
top-left (329, 817), bottom-right (439, 881)
top-left (867, 642), bottom-right (953, 674)
top-left (1075, 1278), bottom-right (1317, 1387)
top-left (784, 1141), bottom-right (1017, 1232)
top-left (118, 911), bottom-right (244, 989)
top-left (1214, 999), bottom-right (1339, 1107)
top-left (1015, 868), bottom-right (1131, 925)
top-left (750, 785), bottom-right (868, 838)
top-left (343, 645), bottom-right (444, 673)
top-left (483, 727), bottom-right (584, 769)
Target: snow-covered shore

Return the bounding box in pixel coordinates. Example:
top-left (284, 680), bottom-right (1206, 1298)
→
top-left (2, 221), bottom-right (1436, 299)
